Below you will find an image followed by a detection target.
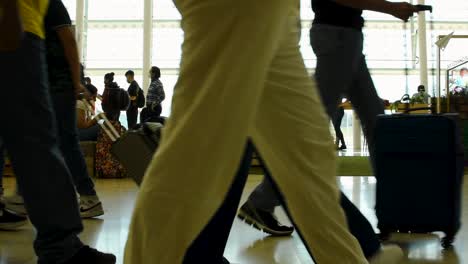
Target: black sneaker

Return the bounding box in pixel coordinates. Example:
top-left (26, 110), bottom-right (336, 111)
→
top-left (237, 201), bottom-right (294, 236)
top-left (64, 246), bottom-right (116, 264)
top-left (0, 202), bottom-right (28, 231)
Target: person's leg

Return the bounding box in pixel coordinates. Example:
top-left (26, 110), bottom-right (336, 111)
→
top-left (246, 175), bottom-right (280, 213)
top-left (311, 24), bottom-right (382, 258)
top-left (0, 140), bottom-right (4, 197)
top-left (333, 107), bottom-right (346, 148)
top-left (124, 1), bottom-right (361, 263)
top-left (238, 155), bottom-right (295, 237)
top-left (249, 11), bottom-right (366, 262)
top-left (127, 106), bottom-right (138, 129)
top-left (152, 104), bottom-right (162, 118)
top-left (183, 141), bottom-right (254, 264)
top-left (51, 92), bottom-right (97, 196)
top-left (139, 107), bottom-right (149, 123)
top-left (347, 55), bottom-right (385, 170)
top-left (79, 124), bottom-right (100, 141)
top-left (0, 34), bottom-right (83, 263)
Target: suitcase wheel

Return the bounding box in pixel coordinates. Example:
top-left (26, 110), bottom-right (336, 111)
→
top-left (441, 234), bottom-right (455, 249)
top-left (378, 229), bottom-right (392, 242)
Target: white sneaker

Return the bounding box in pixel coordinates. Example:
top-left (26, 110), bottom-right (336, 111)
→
top-left (79, 195), bottom-right (104, 219)
top-left (369, 245), bottom-right (404, 264)
top-left (3, 194), bottom-right (27, 216)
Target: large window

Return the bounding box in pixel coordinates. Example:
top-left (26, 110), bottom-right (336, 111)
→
top-left (87, 0), bottom-right (144, 20)
top-left (153, 0), bottom-right (181, 20)
top-left (425, 0), bottom-right (468, 22)
top-left (86, 26), bottom-right (144, 69)
top-left (62, 0), bottom-right (76, 20)
top-left (152, 27), bottom-right (183, 69)
top-left (61, 0), bottom-right (468, 119)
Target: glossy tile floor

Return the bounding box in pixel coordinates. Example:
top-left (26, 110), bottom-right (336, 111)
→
top-left (0, 175), bottom-right (466, 264)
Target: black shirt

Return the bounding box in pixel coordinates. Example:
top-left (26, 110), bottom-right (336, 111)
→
top-left (127, 80), bottom-right (140, 107)
top-left (312, 0), bottom-right (364, 30)
top-left (128, 81), bottom-right (140, 97)
top-left (44, 0), bottom-right (73, 92)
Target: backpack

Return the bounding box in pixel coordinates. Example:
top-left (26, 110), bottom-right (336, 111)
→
top-left (102, 83), bottom-right (130, 112)
top-left (136, 88), bottom-right (146, 108)
top-left (95, 120), bottom-right (127, 178)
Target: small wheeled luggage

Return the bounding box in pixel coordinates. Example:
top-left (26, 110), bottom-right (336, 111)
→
top-left (111, 123), bottom-right (163, 185)
top-left (375, 113), bottom-right (464, 248)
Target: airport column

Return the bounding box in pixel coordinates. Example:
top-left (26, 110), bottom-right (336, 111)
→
top-left (75, 0), bottom-right (85, 60)
top-left (417, 0), bottom-right (429, 88)
top-left (142, 0), bottom-right (153, 93)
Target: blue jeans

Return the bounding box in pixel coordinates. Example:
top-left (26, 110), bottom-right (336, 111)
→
top-left (51, 91), bottom-right (97, 196)
top-left (183, 141), bottom-right (255, 263)
top-left (0, 33), bottom-right (83, 263)
top-left (79, 124), bottom-right (100, 141)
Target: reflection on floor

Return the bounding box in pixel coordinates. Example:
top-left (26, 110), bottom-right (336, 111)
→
top-left (0, 176), bottom-right (465, 264)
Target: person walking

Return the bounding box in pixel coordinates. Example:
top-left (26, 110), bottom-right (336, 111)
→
top-left (0, 1), bottom-right (115, 262)
top-left (237, 0), bottom-right (418, 262)
top-left (124, 1), bottom-right (368, 263)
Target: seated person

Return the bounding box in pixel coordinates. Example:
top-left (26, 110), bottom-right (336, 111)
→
top-left (454, 68), bottom-right (467, 88)
top-left (412, 85), bottom-right (431, 103)
top-left (77, 99), bottom-right (100, 141)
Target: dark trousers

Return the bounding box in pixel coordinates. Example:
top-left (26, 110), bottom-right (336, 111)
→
top-left (140, 104), bottom-right (162, 123)
top-left (0, 140), bottom-right (4, 196)
top-left (185, 142), bottom-right (380, 262)
top-left (79, 124), bottom-right (100, 141)
top-left (183, 141), bottom-right (255, 263)
top-left (51, 91), bottom-right (97, 196)
top-left (333, 106), bottom-right (346, 146)
top-left (127, 105), bottom-right (139, 129)
top-left (0, 33), bottom-right (83, 263)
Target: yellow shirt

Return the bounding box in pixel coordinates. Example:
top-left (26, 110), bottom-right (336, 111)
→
top-left (19, 0), bottom-right (49, 39)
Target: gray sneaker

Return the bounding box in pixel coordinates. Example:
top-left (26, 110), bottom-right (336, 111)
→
top-left (79, 195), bottom-right (104, 219)
top-left (237, 201), bottom-right (294, 236)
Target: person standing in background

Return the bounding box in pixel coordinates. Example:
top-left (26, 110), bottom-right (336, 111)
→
top-left (333, 101), bottom-right (347, 150)
top-left (125, 70), bottom-right (142, 129)
top-left (140, 66), bottom-right (165, 123)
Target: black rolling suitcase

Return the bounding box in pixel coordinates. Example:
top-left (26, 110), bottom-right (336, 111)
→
top-left (111, 122), bottom-right (163, 185)
top-left (375, 113), bottom-right (464, 248)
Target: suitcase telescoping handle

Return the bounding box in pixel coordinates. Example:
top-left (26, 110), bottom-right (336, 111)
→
top-left (415, 4), bottom-right (432, 13)
top-left (81, 99), bottom-right (121, 142)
